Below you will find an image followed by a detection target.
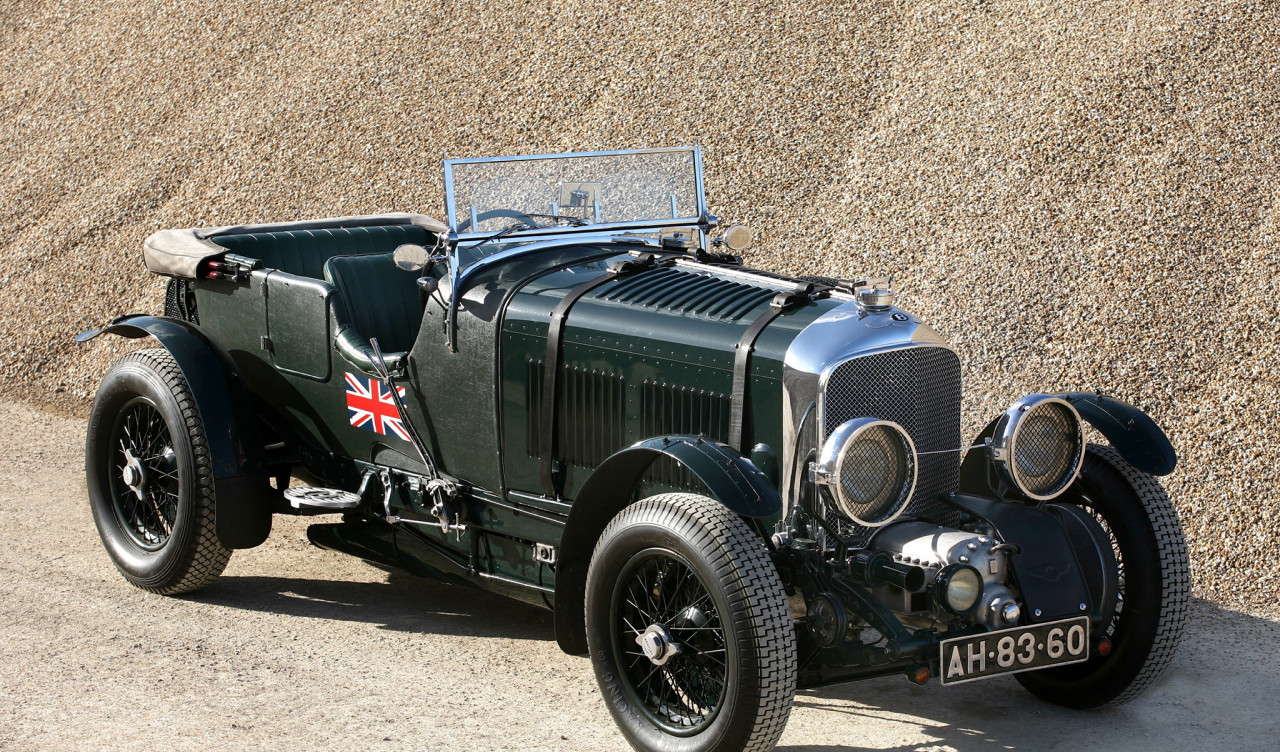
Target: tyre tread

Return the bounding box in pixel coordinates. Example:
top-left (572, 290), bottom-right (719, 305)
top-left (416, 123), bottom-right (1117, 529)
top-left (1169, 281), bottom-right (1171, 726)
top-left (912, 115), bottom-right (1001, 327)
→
top-left (1016, 443), bottom-right (1190, 708)
top-left (105, 349), bottom-right (230, 594)
top-left (589, 493), bottom-right (796, 752)
top-left (1089, 444), bottom-right (1190, 705)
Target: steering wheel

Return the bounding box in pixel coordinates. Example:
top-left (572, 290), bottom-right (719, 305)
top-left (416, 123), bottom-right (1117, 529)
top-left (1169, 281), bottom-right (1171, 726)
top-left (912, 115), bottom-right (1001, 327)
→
top-left (455, 208), bottom-right (536, 233)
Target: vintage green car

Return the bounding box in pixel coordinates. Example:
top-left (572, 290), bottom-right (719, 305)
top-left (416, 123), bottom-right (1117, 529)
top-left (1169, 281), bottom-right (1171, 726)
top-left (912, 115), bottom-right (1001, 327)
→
top-left (80, 147), bottom-right (1188, 752)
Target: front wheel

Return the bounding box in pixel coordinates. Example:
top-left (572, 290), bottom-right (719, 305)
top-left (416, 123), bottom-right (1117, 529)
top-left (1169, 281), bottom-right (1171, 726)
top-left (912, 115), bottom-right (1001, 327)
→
top-left (585, 494), bottom-right (796, 752)
top-left (85, 348), bottom-right (231, 594)
top-left (1017, 444), bottom-right (1190, 707)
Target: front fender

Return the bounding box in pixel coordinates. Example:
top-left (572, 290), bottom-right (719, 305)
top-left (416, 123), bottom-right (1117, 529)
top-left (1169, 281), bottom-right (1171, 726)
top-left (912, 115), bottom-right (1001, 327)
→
top-left (1057, 393), bottom-right (1176, 476)
top-left (552, 436), bottom-right (781, 654)
top-left (960, 393), bottom-right (1176, 495)
top-left (80, 314), bottom-right (273, 548)
top-left (580, 436), bottom-right (781, 519)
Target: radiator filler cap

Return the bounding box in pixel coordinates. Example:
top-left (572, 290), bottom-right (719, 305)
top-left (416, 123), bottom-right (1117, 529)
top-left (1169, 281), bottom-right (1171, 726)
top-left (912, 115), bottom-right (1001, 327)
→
top-left (856, 276), bottom-right (895, 312)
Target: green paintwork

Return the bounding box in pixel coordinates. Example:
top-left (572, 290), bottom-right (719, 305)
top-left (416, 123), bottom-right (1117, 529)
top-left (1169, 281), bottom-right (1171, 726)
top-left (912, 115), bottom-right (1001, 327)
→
top-left (1057, 392), bottom-right (1177, 476)
top-left (265, 273), bottom-right (332, 380)
top-left (498, 259), bottom-right (839, 500)
top-left (185, 234), bottom-right (838, 605)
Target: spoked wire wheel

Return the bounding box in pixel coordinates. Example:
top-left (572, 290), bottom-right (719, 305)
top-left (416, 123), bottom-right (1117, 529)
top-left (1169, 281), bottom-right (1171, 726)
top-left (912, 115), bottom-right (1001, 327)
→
top-left (1074, 498), bottom-right (1125, 643)
top-left (108, 398), bottom-right (180, 550)
top-left (586, 494), bottom-right (795, 752)
top-left (1016, 444), bottom-right (1189, 707)
top-left (87, 348), bottom-right (231, 594)
top-left (612, 549), bottom-right (730, 734)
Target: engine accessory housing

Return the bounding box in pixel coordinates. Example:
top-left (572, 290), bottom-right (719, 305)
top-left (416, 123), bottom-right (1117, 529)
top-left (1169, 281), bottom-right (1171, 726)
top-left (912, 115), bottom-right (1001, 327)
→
top-left (868, 521), bottom-right (1021, 629)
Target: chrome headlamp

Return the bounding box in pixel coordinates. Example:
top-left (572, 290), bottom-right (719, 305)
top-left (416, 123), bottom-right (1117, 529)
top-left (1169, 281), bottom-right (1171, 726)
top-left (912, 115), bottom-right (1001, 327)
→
top-left (990, 395), bottom-right (1085, 501)
top-left (813, 418), bottom-right (917, 527)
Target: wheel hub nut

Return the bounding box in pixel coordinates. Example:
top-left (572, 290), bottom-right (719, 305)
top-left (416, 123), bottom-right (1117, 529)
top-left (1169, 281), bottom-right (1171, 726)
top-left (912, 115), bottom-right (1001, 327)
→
top-left (121, 450), bottom-right (147, 499)
top-left (998, 600), bottom-right (1021, 625)
top-left (635, 624), bottom-right (681, 666)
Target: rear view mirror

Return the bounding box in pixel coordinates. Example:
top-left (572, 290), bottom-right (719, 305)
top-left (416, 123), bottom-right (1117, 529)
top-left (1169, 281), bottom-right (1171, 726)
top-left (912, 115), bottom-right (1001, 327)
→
top-left (722, 225), bottom-right (753, 252)
top-left (393, 244), bottom-right (431, 272)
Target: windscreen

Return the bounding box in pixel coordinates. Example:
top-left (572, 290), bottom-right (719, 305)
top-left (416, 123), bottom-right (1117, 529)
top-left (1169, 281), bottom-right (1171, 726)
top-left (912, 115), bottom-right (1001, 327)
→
top-left (445, 149), bottom-right (701, 234)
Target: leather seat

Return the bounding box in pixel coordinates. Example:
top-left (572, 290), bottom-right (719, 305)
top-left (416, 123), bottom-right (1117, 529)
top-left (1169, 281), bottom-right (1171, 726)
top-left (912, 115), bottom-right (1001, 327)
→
top-left (214, 225), bottom-right (430, 280)
top-left (323, 253), bottom-right (423, 375)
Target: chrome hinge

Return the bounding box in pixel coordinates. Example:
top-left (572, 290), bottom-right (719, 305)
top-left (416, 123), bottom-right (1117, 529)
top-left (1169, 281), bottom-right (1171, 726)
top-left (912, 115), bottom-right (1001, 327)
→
top-left (534, 543), bottom-right (558, 565)
top-left (809, 460), bottom-right (835, 486)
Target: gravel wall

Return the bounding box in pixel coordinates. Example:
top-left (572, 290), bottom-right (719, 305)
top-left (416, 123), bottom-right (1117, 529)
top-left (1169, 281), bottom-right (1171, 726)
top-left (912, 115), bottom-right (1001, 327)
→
top-left (1, 1), bottom-right (1276, 615)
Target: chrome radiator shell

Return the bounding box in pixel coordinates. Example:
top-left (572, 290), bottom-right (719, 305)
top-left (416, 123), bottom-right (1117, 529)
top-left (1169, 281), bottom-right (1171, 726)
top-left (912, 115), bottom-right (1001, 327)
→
top-left (781, 301), bottom-right (961, 535)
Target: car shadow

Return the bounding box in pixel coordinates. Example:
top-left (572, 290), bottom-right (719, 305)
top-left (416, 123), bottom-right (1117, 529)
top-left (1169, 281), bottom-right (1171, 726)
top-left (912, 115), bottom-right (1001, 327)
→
top-left (184, 568), bottom-right (556, 641)
top-left (775, 599), bottom-right (1280, 752)
top-left (185, 573), bottom-right (1278, 752)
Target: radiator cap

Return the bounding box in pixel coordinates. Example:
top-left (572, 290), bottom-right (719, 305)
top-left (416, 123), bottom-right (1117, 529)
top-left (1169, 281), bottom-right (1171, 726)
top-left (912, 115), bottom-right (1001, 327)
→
top-left (856, 276), bottom-right (895, 312)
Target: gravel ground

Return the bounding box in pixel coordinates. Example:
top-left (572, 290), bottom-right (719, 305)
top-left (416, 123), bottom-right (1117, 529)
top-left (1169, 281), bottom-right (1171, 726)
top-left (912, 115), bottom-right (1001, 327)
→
top-left (3, 400), bottom-right (1280, 752)
top-left (0, 1), bottom-right (1276, 615)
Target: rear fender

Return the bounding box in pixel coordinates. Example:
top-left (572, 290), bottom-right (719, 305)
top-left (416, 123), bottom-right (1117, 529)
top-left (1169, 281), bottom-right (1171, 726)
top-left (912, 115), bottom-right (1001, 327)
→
top-left (80, 314), bottom-right (273, 548)
top-left (552, 435), bottom-right (781, 654)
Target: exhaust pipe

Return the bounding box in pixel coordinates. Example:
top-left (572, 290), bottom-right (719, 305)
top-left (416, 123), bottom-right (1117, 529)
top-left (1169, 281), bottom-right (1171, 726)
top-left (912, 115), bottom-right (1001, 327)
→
top-left (848, 550), bottom-right (927, 592)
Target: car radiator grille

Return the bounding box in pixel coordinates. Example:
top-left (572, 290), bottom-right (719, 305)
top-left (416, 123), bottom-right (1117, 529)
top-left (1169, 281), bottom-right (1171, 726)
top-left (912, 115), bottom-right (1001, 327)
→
top-left (821, 346), bottom-right (963, 538)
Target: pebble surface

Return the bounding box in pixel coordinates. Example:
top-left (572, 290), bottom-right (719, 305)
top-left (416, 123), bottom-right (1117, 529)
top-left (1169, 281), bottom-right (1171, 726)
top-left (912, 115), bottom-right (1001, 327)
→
top-left (1, 1), bottom-right (1276, 616)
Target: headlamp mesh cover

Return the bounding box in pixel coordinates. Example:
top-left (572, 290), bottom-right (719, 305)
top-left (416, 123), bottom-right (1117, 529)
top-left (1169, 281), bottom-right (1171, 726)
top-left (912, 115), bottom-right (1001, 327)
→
top-left (1009, 399), bottom-right (1083, 499)
top-left (836, 422), bottom-right (916, 525)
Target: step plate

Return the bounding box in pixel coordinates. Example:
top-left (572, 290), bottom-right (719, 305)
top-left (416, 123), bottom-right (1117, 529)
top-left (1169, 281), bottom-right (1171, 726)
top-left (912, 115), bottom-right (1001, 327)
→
top-left (284, 487), bottom-right (361, 510)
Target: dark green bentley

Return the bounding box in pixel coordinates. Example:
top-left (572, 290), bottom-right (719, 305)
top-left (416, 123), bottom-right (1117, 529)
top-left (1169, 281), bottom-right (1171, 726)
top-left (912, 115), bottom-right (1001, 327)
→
top-left (81, 147), bottom-right (1189, 752)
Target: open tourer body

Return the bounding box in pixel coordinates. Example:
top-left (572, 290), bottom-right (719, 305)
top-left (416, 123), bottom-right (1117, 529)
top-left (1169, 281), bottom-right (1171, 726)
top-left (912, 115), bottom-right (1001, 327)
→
top-left (81, 147), bottom-right (1189, 752)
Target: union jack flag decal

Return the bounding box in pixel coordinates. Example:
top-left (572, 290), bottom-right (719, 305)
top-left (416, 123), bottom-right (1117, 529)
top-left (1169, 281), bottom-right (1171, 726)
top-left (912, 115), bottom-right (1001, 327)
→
top-left (344, 372), bottom-right (410, 441)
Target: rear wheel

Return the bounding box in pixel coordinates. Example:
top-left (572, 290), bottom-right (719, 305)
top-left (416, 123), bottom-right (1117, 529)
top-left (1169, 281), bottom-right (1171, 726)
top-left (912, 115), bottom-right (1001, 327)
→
top-left (86, 348), bottom-right (230, 594)
top-left (585, 494), bottom-right (795, 752)
top-left (1017, 444), bottom-right (1189, 707)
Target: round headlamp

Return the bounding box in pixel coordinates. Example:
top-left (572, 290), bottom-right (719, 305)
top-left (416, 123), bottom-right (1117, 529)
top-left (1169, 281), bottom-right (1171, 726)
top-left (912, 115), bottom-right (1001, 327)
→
top-left (990, 395), bottom-right (1085, 501)
top-left (935, 564), bottom-right (984, 615)
top-left (814, 418), bottom-right (917, 527)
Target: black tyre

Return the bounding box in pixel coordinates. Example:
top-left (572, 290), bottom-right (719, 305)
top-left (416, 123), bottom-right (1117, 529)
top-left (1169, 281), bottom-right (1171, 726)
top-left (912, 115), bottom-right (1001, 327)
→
top-left (86, 348), bottom-right (231, 594)
top-left (1016, 444), bottom-right (1189, 707)
top-left (585, 494), bottom-right (796, 752)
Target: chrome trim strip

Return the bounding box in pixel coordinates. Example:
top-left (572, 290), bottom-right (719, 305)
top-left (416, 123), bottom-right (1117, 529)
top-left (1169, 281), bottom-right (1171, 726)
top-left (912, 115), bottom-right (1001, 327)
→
top-left (477, 571), bottom-right (556, 594)
top-left (453, 233), bottom-right (657, 292)
top-left (507, 489), bottom-right (573, 514)
top-left (693, 145), bottom-right (708, 220)
top-left (668, 259), bottom-right (856, 301)
top-left (443, 159), bottom-right (457, 233)
top-left (444, 145), bottom-right (698, 166)
top-left (670, 258), bottom-right (792, 290)
top-left (670, 257), bottom-right (839, 295)
top-left (452, 215), bottom-right (707, 241)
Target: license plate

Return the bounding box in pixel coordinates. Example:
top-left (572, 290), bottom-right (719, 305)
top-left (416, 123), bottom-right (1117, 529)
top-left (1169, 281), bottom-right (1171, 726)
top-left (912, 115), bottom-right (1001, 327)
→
top-left (939, 616), bottom-right (1090, 686)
